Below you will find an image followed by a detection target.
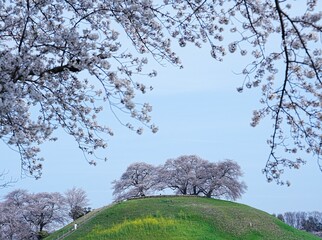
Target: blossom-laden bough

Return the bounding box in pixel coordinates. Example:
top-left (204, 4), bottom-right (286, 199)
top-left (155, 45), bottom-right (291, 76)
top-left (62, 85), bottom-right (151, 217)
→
top-left (0, 0), bottom-right (321, 184)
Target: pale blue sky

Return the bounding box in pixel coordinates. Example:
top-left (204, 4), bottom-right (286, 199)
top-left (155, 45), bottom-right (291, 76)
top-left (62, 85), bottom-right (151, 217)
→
top-left (1, 31), bottom-right (322, 215)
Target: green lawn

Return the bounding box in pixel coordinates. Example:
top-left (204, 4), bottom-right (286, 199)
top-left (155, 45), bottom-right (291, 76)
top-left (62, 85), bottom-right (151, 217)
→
top-left (46, 196), bottom-right (320, 240)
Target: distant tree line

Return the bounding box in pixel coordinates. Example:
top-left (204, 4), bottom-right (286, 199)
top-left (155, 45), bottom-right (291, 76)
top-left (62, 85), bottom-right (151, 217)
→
top-left (0, 187), bottom-right (89, 240)
top-left (112, 155), bottom-right (247, 202)
top-left (274, 211), bottom-right (322, 235)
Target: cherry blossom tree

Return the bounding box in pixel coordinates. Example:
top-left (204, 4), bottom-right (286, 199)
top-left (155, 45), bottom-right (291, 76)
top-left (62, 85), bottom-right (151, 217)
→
top-left (113, 156), bottom-right (246, 200)
top-left (0, 1), bottom-right (321, 183)
top-left (199, 160), bottom-right (247, 200)
top-left (159, 155), bottom-right (246, 200)
top-left (0, 189), bottom-right (68, 240)
top-left (0, 0), bottom-right (158, 179)
top-left (25, 192), bottom-right (68, 238)
top-left (0, 190), bottom-right (33, 240)
top-left (158, 155), bottom-right (208, 195)
top-left (112, 162), bottom-right (158, 201)
top-left (65, 187), bottom-right (90, 221)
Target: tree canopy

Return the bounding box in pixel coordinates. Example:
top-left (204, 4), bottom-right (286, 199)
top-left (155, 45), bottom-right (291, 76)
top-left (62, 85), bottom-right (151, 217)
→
top-left (65, 187), bottom-right (90, 221)
top-left (112, 162), bottom-right (159, 201)
top-left (0, 187), bottom-right (90, 239)
top-left (0, 1), bottom-right (321, 183)
top-left (112, 155), bottom-right (247, 201)
top-left (0, 189), bottom-right (67, 239)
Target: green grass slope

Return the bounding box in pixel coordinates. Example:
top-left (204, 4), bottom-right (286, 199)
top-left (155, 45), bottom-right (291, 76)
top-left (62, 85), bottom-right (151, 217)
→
top-left (46, 196), bottom-right (320, 240)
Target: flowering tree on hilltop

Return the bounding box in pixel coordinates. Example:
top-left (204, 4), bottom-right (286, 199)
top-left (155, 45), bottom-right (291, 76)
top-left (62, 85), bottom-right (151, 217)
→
top-left (112, 156), bottom-right (247, 201)
top-left (112, 162), bottom-right (158, 201)
top-left (199, 160), bottom-right (247, 200)
top-left (0, 1), bottom-right (321, 183)
top-left (158, 155), bottom-right (247, 200)
top-left (158, 155), bottom-right (208, 195)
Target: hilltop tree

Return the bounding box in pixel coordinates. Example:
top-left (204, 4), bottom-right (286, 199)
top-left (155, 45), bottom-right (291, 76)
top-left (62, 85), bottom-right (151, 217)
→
top-left (158, 155), bottom-right (208, 195)
top-left (199, 160), bottom-right (247, 200)
top-left (112, 162), bottom-right (158, 201)
top-left (159, 155), bottom-right (246, 200)
top-left (65, 187), bottom-right (90, 221)
top-left (0, 1), bottom-right (321, 183)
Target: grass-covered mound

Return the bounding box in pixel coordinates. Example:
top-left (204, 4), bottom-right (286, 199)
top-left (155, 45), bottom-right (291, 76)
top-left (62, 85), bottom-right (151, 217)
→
top-left (46, 196), bottom-right (320, 240)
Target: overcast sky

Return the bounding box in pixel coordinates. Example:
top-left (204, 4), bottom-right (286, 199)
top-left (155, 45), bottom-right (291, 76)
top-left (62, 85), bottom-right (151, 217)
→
top-left (2, 15), bottom-right (322, 215)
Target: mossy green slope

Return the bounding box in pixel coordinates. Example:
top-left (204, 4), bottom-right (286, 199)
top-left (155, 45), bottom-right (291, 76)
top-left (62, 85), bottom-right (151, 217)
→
top-left (46, 196), bottom-right (320, 240)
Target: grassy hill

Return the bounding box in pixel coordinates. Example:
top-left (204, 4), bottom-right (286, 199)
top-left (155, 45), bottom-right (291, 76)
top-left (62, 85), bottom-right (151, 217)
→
top-left (45, 196), bottom-right (320, 240)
